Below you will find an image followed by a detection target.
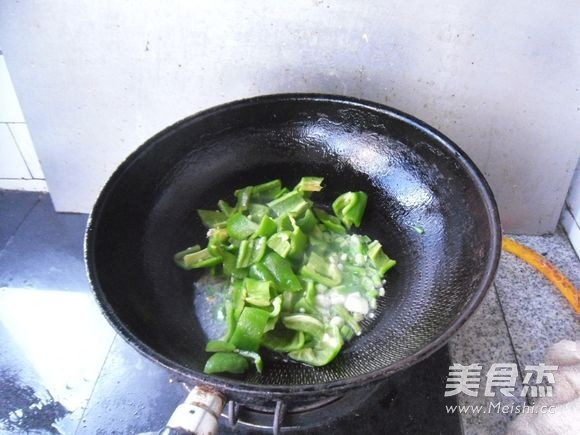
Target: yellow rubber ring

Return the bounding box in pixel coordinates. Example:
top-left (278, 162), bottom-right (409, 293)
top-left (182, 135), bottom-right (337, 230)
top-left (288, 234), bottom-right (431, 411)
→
top-left (502, 236), bottom-right (580, 314)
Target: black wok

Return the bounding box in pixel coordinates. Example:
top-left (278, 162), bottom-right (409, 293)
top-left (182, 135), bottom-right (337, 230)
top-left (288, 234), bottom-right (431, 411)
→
top-left (85, 94), bottom-right (501, 406)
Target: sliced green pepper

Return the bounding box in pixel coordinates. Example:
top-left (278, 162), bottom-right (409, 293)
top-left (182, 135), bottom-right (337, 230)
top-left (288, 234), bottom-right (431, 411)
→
top-left (267, 231), bottom-right (292, 258)
top-left (231, 280), bottom-right (246, 320)
top-left (182, 248), bottom-right (222, 269)
top-left (332, 191), bottom-right (368, 228)
top-left (236, 237), bottom-right (267, 268)
top-left (262, 252), bottom-right (303, 292)
top-left (251, 179), bottom-right (282, 202)
top-left (295, 208), bottom-right (318, 234)
top-left (197, 210), bottom-right (227, 228)
top-left (217, 199), bottom-right (234, 216)
top-left (288, 225), bottom-right (307, 261)
top-left (313, 208), bottom-right (346, 234)
top-left (248, 203), bottom-right (270, 223)
top-left (300, 252), bottom-right (342, 287)
top-left (204, 352), bottom-right (249, 374)
top-left (294, 176), bottom-right (324, 192)
top-left (368, 240), bottom-right (397, 276)
top-left (262, 328), bottom-right (305, 352)
top-left (288, 326), bottom-right (343, 366)
top-left (244, 278), bottom-right (271, 307)
top-left (234, 186), bottom-right (252, 211)
top-left (249, 262), bottom-right (277, 288)
top-left (228, 306), bottom-right (270, 351)
top-left (236, 350), bottom-right (263, 373)
top-left (332, 304), bottom-right (362, 336)
top-left (267, 191), bottom-right (309, 216)
top-left (227, 212), bottom-right (259, 240)
top-left (254, 215), bottom-right (277, 238)
top-left (205, 340), bottom-right (236, 353)
top-left (173, 245), bottom-right (201, 268)
top-left (282, 314), bottom-right (325, 340)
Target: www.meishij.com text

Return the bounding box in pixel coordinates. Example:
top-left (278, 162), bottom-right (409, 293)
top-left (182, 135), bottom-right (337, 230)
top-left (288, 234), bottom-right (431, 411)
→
top-left (446, 402), bottom-right (556, 415)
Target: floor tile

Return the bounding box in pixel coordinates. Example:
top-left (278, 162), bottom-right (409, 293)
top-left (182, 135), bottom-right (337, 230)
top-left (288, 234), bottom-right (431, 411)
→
top-left (77, 335), bottom-right (184, 435)
top-left (0, 194), bottom-right (89, 292)
top-left (0, 190), bottom-right (39, 251)
top-left (495, 230), bottom-right (580, 403)
top-left (0, 289), bottom-right (115, 433)
top-left (0, 194), bottom-right (115, 433)
top-left (449, 285), bottom-right (525, 435)
top-left (0, 123), bottom-right (30, 179)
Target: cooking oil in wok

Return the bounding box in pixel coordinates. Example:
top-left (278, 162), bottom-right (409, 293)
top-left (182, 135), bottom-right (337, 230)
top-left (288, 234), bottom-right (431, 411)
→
top-left (193, 273), bottom-right (229, 340)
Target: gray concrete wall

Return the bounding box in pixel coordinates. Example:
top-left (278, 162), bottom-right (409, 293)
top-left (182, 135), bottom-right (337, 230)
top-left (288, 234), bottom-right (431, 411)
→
top-left (1, 0), bottom-right (579, 233)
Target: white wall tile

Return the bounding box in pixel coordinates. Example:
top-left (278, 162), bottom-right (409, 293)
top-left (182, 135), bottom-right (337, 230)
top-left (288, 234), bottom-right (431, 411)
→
top-left (0, 178), bottom-right (48, 191)
top-left (0, 123), bottom-right (30, 179)
top-left (8, 123), bottom-right (45, 179)
top-left (0, 55), bottom-right (25, 122)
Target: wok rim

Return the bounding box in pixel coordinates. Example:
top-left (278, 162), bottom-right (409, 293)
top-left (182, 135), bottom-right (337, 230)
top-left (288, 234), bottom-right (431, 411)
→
top-left (84, 93), bottom-right (502, 398)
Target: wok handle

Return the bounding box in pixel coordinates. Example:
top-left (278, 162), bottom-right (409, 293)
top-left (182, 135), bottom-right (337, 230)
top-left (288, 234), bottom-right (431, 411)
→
top-left (161, 386), bottom-right (225, 435)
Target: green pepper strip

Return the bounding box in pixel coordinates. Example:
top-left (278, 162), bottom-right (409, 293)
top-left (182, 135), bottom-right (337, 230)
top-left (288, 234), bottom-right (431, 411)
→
top-left (204, 352), bottom-right (249, 374)
top-left (182, 248), bottom-right (222, 269)
top-left (173, 245), bottom-right (201, 268)
top-left (294, 176), bottom-right (324, 192)
top-left (262, 329), bottom-right (305, 352)
top-left (205, 340), bottom-right (236, 352)
top-left (267, 191), bottom-right (309, 216)
top-left (267, 231), bottom-right (292, 258)
top-left (236, 350), bottom-right (264, 373)
top-left (234, 186), bottom-right (253, 211)
top-left (332, 191), bottom-right (368, 228)
top-left (251, 179), bottom-right (282, 202)
top-left (313, 208), bottom-right (346, 234)
top-left (254, 215), bottom-right (277, 238)
top-left (228, 306), bottom-right (270, 351)
top-left (300, 252), bottom-right (342, 287)
top-left (262, 252), bottom-right (303, 292)
top-left (368, 240), bottom-right (397, 276)
top-left (288, 225), bottom-right (307, 261)
top-left (249, 262), bottom-right (277, 288)
top-left (282, 314), bottom-right (325, 340)
top-left (244, 278), bottom-right (271, 307)
top-left (332, 304), bottom-right (362, 336)
top-left (236, 237), bottom-right (267, 268)
top-left (197, 210), bottom-right (227, 228)
top-left (218, 199), bottom-right (234, 216)
top-left (231, 279), bottom-right (246, 320)
top-left (288, 326), bottom-right (343, 366)
top-left (248, 203), bottom-right (270, 223)
top-left (296, 208), bottom-right (318, 234)
top-left (227, 212), bottom-right (258, 240)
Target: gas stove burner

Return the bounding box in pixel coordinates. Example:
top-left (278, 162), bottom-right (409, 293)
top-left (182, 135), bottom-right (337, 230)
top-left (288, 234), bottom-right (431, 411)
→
top-left (221, 383), bottom-right (382, 434)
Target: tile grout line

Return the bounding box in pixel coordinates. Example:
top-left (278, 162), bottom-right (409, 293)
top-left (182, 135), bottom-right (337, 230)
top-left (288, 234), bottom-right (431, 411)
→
top-left (6, 124), bottom-right (34, 179)
top-left (73, 334), bottom-right (118, 435)
top-left (493, 281), bottom-right (531, 406)
top-left (0, 193), bottom-right (42, 257)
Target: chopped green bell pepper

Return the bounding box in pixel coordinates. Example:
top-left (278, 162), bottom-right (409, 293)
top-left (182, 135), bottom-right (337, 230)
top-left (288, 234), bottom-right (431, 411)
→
top-left (262, 252), bottom-right (302, 292)
top-left (227, 212), bottom-right (259, 240)
top-left (204, 352), bottom-right (249, 374)
top-left (228, 306), bottom-right (270, 351)
top-left (332, 191), bottom-right (368, 228)
top-left (198, 210), bottom-right (227, 228)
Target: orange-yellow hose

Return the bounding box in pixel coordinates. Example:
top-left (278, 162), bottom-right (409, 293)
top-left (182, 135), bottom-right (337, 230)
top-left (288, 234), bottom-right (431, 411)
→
top-left (502, 236), bottom-right (580, 314)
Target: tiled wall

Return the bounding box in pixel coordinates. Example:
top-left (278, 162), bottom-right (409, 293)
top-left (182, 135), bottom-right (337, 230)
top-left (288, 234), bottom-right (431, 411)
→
top-left (561, 162), bottom-right (580, 258)
top-left (0, 54), bottom-right (47, 191)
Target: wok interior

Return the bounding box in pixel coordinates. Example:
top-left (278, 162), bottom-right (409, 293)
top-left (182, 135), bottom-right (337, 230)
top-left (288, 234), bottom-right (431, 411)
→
top-left (89, 97), bottom-right (497, 388)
